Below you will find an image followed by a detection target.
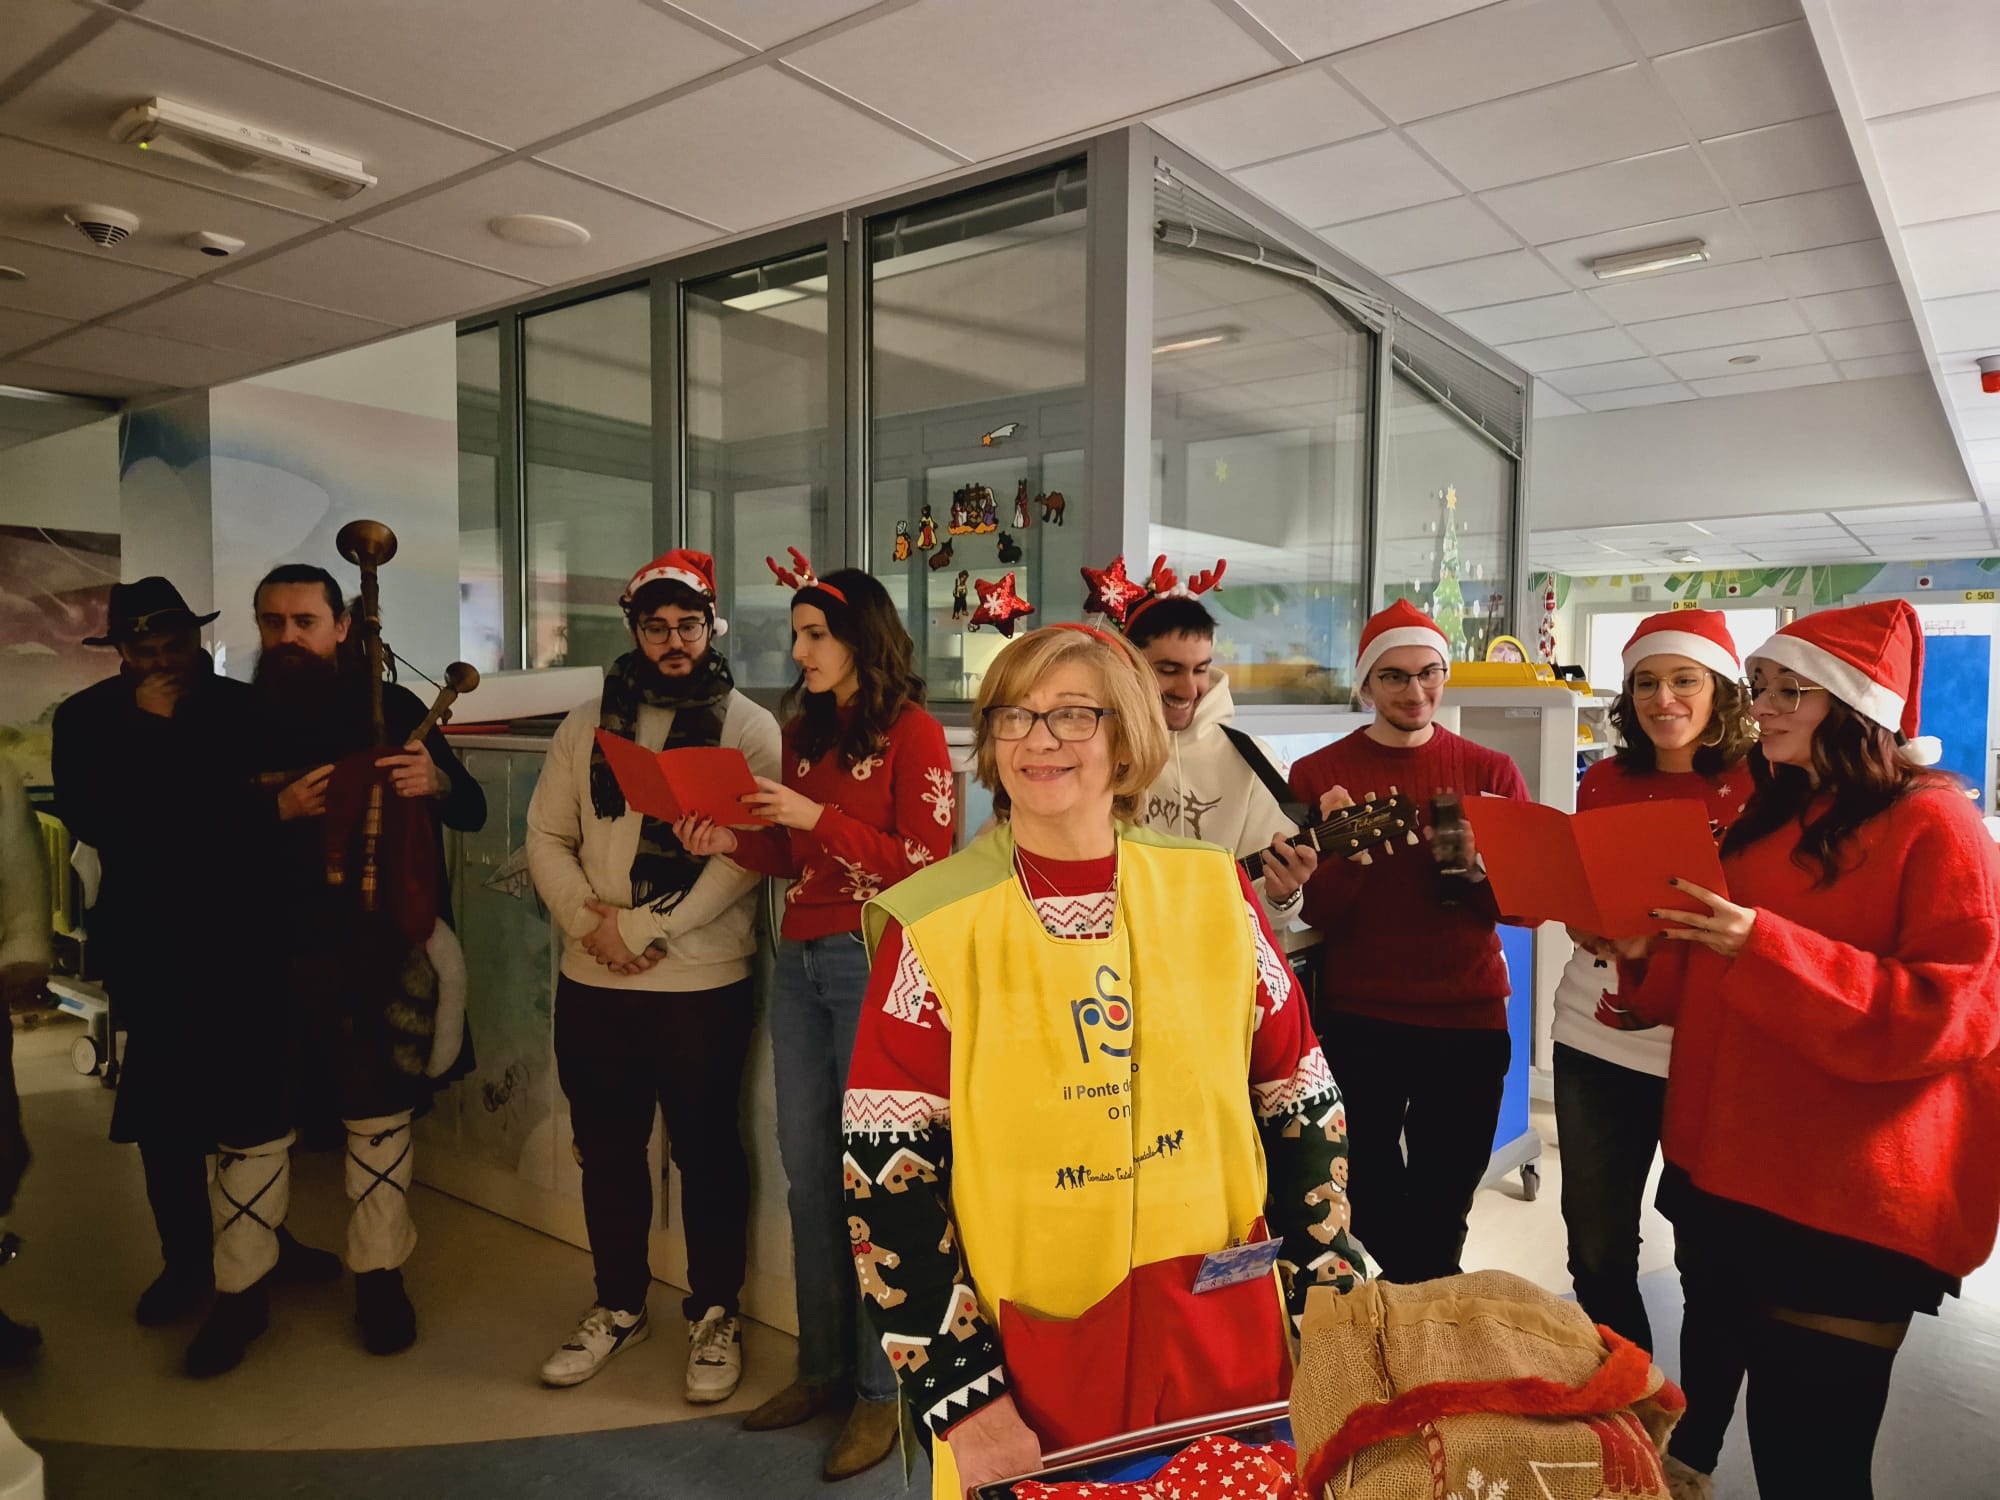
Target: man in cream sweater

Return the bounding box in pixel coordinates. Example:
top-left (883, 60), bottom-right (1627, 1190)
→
top-left (526, 550), bottom-right (779, 1403)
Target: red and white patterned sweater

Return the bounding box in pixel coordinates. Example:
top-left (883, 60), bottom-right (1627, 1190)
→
top-left (729, 706), bottom-right (955, 940)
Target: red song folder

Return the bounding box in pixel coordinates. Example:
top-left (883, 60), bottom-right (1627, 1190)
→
top-left (592, 732), bottom-right (771, 827)
top-left (1460, 797), bottom-right (1728, 940)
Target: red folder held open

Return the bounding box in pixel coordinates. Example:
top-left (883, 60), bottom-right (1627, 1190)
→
top-left (592, 732), bottom-right (771, 827)
top-left (1461, 797), bottom-right (1727, 939)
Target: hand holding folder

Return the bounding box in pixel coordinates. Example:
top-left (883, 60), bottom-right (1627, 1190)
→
top-left (1460, 797), bottom-right (1727, 940)
top-left (593, 732), bottom-right (772, 827)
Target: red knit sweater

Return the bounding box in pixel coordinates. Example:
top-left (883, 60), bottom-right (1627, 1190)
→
top-left (729, 706), bottom-right (956, 940)
top-left (1289, 726), bottom-right (1530, 1030)
top-left (1624, 782), bottom-right (2000, 1277)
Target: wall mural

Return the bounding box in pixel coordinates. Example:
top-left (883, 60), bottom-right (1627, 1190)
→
top-left (0, 525), bottom-right (119, 785)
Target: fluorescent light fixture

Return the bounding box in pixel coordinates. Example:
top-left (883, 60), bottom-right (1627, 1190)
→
top-left (112, 98), bottom-right (376, 201)
top-left (1589, 240), bottom-right (1708, 280)
top-left (722, 287), bottom-right (808, 311)
top-left (1153, 329), bottom-right (1235, 356)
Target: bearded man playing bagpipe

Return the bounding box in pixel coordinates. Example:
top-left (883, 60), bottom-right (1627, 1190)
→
top-left (185, 561), bottom-right (486, 1377)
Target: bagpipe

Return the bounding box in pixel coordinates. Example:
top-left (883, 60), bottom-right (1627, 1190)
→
top-left (320, 519), bottom-right (480, 1081)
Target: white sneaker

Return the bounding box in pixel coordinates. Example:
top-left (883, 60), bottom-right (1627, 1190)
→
top-left (540, 1305), bottom-right (649, 1387)
top-left (685, 1305), bottom-right (742, 1404)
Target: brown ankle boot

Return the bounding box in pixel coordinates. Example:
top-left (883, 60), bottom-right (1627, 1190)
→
top-left (741, 1377), bottom-right (849, 1432)
top-left (824, 1396), bottom-right (899, 1480)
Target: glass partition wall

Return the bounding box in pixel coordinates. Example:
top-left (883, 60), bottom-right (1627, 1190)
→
top-left (457, 127), bottom-right (1526, 711)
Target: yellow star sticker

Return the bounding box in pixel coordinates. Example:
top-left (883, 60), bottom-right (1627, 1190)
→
top-left (1214, 459), bottom-right (1228, 482)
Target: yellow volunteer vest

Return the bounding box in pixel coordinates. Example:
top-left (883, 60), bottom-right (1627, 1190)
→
top-left (866, 822), bottom-right (1272, 1491)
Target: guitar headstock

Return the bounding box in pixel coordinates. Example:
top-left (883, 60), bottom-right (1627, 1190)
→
top-left (1319, 789), bottom-right (1421, 865)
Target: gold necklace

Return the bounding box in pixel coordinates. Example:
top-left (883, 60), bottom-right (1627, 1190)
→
top-left (1013, 843), bottom-right (1118, 933)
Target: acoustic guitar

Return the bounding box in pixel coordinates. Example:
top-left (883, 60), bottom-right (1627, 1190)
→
top-left (1239, 789), bottom-right (1421, 877)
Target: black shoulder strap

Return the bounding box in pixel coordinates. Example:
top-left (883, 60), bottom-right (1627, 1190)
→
top-left (1221, 724), bottom-right (1311, 830)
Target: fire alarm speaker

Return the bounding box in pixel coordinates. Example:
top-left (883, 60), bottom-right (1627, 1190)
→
top-left (1980, 355), bottom-right (2000, 395)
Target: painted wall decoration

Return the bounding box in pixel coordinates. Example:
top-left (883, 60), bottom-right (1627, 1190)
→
top-left (0, 526), bottom-right (119, 785)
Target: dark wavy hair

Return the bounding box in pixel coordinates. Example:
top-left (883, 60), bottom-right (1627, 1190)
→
top-left (781, 568), bottom-right (926, 768)
top-left (1723, 695), bottom-right (1922, 887)
top-left (1609, 671), bottom-right (1758, 775)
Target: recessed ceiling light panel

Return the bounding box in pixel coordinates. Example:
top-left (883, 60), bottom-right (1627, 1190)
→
top-left (488, 213), bottom-right (592, 249)
top-left (1589, 239), bottom-right (1709, 280)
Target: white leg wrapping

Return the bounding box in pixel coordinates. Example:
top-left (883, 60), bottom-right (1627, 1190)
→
top-left (423, 921), bottom-right (466, 1079)
top-left (213, 1133), bottom-right (294, 1294)
top-left (344, 1112), bottom-right (417, 1273)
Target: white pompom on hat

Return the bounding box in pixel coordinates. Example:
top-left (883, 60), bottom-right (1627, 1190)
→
top-left (1747, 599), bottom-right (1939, 765)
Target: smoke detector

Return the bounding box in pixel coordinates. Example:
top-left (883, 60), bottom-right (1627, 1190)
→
top-left (64, 204), bottom-right (139, 248)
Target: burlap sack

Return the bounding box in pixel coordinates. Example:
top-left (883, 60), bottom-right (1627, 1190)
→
top-left (1291, 1271), bottom-right (1683, 1500)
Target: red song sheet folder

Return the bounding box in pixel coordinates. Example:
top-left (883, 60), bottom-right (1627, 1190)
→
top-left (1460, 797), bottom-right (1728, 939)
top-left (592, 732), bottom-right (771, 827)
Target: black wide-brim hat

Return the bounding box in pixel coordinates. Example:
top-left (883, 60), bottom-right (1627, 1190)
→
top-left (82, 576), bottom-right (220, 647)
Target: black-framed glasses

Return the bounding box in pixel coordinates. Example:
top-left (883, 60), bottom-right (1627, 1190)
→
top-left (1371, 664), bottom-right (1447, 690)
top-left (637, 617), bottom-right (709, 644)
top-left (1749, 675), bottom-right (1827, 715)
top-left (983, 705), bottom-right (1117, 742)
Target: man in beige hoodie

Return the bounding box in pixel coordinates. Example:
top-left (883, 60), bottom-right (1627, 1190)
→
top-left (527, 551), bottom-right (779, 1403)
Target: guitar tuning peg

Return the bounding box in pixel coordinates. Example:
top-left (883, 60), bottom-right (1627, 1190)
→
top-left (1363, 791), bottom-right (1376, 803)
top-left (1406, 831), bottom-right (1420, 845)
top-left (1356, 851), bottom-right (1373, 866)
top-left (1389, 784), bottom-right (1400, 796)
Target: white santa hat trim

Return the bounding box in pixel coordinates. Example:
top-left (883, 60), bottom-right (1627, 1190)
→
top-left (1748, 634), bottom-right (1905, 737)
top-left (1356, 600), bottom-right (1452, 681)
top-left (1622, 629), bottom-right (1739, 681)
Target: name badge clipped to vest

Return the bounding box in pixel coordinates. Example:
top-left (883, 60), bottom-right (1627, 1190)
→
top-left (1192, 1237), bottom-right (1284, 1295)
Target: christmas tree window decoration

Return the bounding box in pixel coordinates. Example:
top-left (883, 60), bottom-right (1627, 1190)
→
top-left (1429, 486), bottom-right (1467, 661)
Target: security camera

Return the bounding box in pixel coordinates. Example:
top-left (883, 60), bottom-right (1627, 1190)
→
top-left (185, 231), bottom-right (246, 258)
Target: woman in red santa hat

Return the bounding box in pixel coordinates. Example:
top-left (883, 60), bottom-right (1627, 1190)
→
top-left (1611, 600), bottom-right (2000, 1500)
top-left (1554, 610), bottom-right (1756, 1359)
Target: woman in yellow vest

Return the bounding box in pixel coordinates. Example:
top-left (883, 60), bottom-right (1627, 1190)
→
top-left (841, 624), bottom-right (1367, 1499)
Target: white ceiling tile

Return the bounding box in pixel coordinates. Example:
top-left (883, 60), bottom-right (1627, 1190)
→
top-left (788, 0), bottom-right (1275, 159)
top-left (0, 357), bottom-right (162, 399)
top-left (1237, 132), bottom-right (1457, 226)
top-left (1536, 209), bottom-right (1748, 288)
top-left (31, 324), bottom-right (258, 388)
top-left (1628, 299), bottom-right (1810, 354)
top-left (1690, 363), bottom-right (1839, 396)
top-left (1798, 283), bottom-right (1911, 330)
top-left (0, 138), bottom-right (325, 275)
top-left (1837, 352), bottom-right (1927, 380)
top-left (1495, 326), bottom-right (1645, 373)
top-left (1576, 383), bottom-right (1700, 411)
top-left (667, 0), bottom-right (884, 48)
top-left (1901, 211), bottom-right (2000, 303)
top-left (1830, 0), bottom-right (2000, 118)
top-left (1586, 258), bottom-right (1784, 322)
top-left (1836, 500), bottom-right (1986, 525)
top-left (1968, 439), bottom-right (2000, 466)
top-left (1734, 184), bottom-right (1883, 255)
top-left (136, 0), bottom-right (744, 146)
top-left (1652, 21), bottom-right (1834, 139)
top-left (543, 67), bottom-right (957, 232)
top-left (1661, 333), bottom-right (1826, 380)
top-left (1452, 292), bottom-right (1612, 344)
top-left (1392, 249), bottom-right (1569, 311)
top-left (1330, 0), bottom-right (1629, 124)
top-left (1542, 357), bottom-right (1681, 395)
top-left (1406, 66), bottom-right (1686, 191)
top-left (1610, 0), bottom-right (1803, 56)
top-left (101, 283), bottom-right (396, 361)
top-left (220, 231), bottom-right (538, 326)
top-left (0, 308), bottom-right (74, 358)
top-left (1701, 114), bottom-right (1860, 203)
top-left (1533, 381), bottom-right (1587, 417)
top-left (1865, 94), bottom-right (2000, 226)
top-left (1770, 239), bottom-right (1895, 296)
top-left (0, 23), bottom-right (502, 218)
top-left (0, 234), bottom-right (186, 322)
top-left (361, 162), bottom-right (714, 284)
top-left (1952, 408), bottom-right (2000, 442)
top-left (1820, 321), bottom-right (1919, 361)
top-left (1152, 67), bottom-right (1379, 171)
top-left (6, 0), bottom-right (103, 66)
top-left (1479, 147), bottom-right (1725, 243)
top-left (1232, 0), bottom-right (1503, 59)
top-left (1316, 197), bottom-right (1518, 272)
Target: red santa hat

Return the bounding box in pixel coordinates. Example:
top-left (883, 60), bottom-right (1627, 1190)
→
top-left (1621, 609), bottom-right (1741, 680)
top-left (1748, 599), bottom-right (1939, 765)
top-left (623, 549), bottom-right (727, 637)
top-left (1356, 599), bottom-right (1450, 681)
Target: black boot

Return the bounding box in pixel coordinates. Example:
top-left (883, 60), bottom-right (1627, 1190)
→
top-left (272, 1227), bottom-right (341, 1286)
top-left (184, 1281), bottom-right (269, 1378)
top-left (0, 1309), bottom-right (41, 1368)
top-left (354, 1268), bottom-right (415, 1356)
top-left (135, 1264), bottom-right (213, 1327)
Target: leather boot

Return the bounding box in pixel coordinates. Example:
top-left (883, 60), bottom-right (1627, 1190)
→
top-left (824, 1397), bottom-right (899, 1480)
top-left (741, 1377), bottom-right (850, 1432)
top-left (354, 1267), bottom-right (416, 1355)
top-left (135, 1264), bottom-right (212, 1327)
top-left (184, 1282), bottom-right (269, 1378)
top-left (272, 1227), bottom-right (342, 1286)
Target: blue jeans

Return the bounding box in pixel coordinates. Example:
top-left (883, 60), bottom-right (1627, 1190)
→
top-left (770, 933), bottom-right (896, 1403)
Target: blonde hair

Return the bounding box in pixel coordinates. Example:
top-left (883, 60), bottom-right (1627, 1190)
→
top-left (973, 626), bottom-right (1169, 821)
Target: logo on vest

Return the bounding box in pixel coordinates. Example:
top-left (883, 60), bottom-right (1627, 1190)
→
top-left (1070, 965), bottom-right (1132, 1064)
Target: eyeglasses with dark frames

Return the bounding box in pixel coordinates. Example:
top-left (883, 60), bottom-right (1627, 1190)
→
top-left (636, 617), bottom-right (710, 644)
top-left (982, 705), bottom-right (1117, 742)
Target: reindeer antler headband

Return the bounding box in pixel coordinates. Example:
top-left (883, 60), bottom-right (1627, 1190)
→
top-left (1080, 553), bottom-right (1228, 633)
top-left (766, 546), bottom-right (848, 605)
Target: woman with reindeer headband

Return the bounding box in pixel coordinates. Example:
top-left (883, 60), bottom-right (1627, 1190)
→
top-left (676, 549), bottom-right (954, 1480)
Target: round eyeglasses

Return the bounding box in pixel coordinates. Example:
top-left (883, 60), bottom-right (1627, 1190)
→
top-left (982, 705), bottom-right (1117, 742)
top-left (637, 617), bottom-right (710, 644)
top-left (1630, 671), bottom-right (1712, 700)
top-left (1371, 664), bottom-right (1447, 690)
top-left (1749, 676), bottom-right (1827, 715)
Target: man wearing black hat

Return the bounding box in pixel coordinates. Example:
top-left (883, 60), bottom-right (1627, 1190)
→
top-left (50, 578), bottom-right (340, 1329)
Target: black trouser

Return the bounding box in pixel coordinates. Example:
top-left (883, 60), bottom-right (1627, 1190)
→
top-left (140, 1145), bottom-right (213, 1283)
top-left (1322, 1012), bottom-right (1509, 1284)
top-left (553, 974), bottom-right (755, 1321)
top-left (1551, 1043), bottom-right (1665, 1351)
